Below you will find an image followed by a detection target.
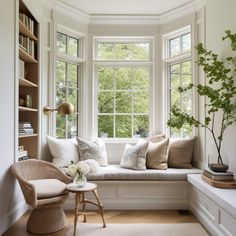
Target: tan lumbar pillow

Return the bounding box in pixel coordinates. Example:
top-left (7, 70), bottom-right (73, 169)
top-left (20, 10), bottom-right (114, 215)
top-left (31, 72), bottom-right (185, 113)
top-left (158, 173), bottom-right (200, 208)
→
top-left (146, 138), bottom-right (169, 170)
top-left (168, 137), bottom-right (195, 168)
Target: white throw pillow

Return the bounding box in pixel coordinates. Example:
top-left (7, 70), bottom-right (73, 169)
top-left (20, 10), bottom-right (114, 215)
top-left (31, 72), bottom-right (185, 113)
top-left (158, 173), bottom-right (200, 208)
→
top-left (76, 138), bottom-right (108, 166)
top-left (83, 159), bottom-right (100, 173)
top-left (47, 135), bottom-right (79, 167)
top-left (120, 139), bottom-right (149, 170)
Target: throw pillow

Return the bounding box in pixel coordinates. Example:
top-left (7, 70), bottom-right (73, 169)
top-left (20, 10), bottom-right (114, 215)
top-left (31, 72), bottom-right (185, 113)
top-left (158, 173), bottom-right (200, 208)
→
top-left (120, 139), bottom-right (149, 170)
top-left (76, 138), bottom-right (108, 166)
top-left (168, 137), bottom-right (195, 168)
top-left (47, 135), bottom-right (79, 167)
top-left (146, 134), bottom-right (165, 143)
top-left (146, 138), bottom-right (169, 170)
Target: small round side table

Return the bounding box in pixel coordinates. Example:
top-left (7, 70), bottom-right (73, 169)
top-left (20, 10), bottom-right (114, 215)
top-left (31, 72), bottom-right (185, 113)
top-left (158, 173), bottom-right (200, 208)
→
top-left (66, 182), bottom-right (106, 236)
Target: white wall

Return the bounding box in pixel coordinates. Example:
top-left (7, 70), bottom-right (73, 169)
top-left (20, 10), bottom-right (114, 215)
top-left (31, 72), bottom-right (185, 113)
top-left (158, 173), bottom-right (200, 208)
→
top-left (0, 0), bottom-right (27, 234)
top-left (205, 0), bottom-right (236, 174)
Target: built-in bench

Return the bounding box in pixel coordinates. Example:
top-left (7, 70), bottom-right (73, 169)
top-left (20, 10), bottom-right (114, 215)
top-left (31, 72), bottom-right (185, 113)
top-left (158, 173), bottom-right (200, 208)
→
top-left (64, 165), bottom-right (202, 210)
top-left (46, 136), bottom-right (203, 210)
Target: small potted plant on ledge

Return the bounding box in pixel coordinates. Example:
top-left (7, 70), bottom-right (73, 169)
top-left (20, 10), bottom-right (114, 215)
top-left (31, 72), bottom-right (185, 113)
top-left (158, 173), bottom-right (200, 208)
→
top-left (168, 30), bottom-right (236, 172)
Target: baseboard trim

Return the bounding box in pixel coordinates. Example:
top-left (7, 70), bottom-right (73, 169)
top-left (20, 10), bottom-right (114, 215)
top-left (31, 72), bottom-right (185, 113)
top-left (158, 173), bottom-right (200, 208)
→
top-left (0, 201), bottom-right (28, 235)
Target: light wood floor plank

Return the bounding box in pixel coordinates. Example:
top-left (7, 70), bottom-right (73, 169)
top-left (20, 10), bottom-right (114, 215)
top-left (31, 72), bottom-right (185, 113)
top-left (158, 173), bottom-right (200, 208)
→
top-left (3, 210), bottom-right (198, 236)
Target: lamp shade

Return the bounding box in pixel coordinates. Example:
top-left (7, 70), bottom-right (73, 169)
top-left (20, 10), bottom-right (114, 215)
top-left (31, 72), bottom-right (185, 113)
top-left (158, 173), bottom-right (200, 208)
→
top-left (57, 102), bottom-right (74, 115)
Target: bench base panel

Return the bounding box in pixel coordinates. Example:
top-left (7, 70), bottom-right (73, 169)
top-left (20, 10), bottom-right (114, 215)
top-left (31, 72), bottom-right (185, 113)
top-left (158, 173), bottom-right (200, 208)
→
top-left (64, 181), bottom-right (190, 210)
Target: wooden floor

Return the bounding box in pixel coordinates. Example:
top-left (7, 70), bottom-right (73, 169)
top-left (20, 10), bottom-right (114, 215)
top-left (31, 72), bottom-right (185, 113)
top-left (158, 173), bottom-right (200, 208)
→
top-left (3, 210), bottom-right (198, 236)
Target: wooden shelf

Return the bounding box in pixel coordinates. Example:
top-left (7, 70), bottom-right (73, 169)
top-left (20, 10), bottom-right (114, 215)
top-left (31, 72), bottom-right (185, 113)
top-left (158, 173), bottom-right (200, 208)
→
top-left (19, 77), bottom-right (38, 87)
top-left (19, 47), bottom-right (37, 63)
top-left (19, 134), bottom-right (38, 138)
top-left (19, 106), bottom-right (38, 112)
top-left (19, 20), bottom-right (37, 41)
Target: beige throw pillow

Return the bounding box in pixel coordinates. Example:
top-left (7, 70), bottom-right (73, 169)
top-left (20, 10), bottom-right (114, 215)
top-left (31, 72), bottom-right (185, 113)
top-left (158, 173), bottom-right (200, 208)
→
top-left (76, 138), bottom-right (108, 166)
top-left (146, 134), bottom-right (165, 143)
top-left (146, 138), bottom-right (169, 170)
top-left (168, 137), bottom-right (195, 168)
top-left (120, 139), bottom-right (149, 170)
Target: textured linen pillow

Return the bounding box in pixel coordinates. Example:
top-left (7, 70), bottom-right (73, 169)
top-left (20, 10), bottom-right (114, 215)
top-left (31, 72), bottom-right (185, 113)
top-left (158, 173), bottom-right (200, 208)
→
top-left (76, 138), bottom-right (108, 166)
top-left (120, 139), bottom-right (149, 170)
top-left (47, 135), bottom-right (79, 167)
top-left (168, 137), bottom-right (195, 168)
top-left (146, 134), bottom-right (165, 143)
top-left (146, 138), bottom-right (169, 170)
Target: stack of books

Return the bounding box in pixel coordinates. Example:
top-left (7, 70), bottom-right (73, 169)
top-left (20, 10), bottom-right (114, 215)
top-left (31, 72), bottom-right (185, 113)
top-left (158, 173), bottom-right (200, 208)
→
top-left (19, 13), bottom-right (35, 35)
top-left (18, 146), bottom-right (30, 161)
top-left (203, 168), bottom-right (234, 181)
top-left (19, 122), bottom-right (34, 136)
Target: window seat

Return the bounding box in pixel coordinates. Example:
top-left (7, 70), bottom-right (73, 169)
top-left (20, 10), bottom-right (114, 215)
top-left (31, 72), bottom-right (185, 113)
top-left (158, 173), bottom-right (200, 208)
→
top-left (86, 164), bottom-right (202, 181)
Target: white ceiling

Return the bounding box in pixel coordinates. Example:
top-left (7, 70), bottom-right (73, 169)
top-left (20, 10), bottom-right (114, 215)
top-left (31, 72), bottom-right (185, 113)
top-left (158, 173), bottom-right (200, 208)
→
top-left (56, 0), bottom-right (195, 15)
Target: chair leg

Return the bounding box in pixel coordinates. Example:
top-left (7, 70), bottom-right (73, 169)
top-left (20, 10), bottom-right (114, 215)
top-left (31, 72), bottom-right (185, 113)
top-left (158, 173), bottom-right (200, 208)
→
top-left (27, 205), bottom-right (67, 234)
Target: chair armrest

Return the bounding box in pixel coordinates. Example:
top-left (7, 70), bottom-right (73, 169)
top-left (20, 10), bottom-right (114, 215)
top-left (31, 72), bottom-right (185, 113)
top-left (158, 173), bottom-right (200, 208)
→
top-left (48, 163), bottom-right (72, 184)
top-left (16, 176), bottom-right (37, 208)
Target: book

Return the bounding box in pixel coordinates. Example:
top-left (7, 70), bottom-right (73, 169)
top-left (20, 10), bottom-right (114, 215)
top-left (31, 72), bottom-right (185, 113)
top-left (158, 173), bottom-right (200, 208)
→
top-left (205, 167), bottom-right (233, 176)
top-left (203, 170), bottom-right (234, 181)
top-left (18, 150), bottom-right (28, 158)
top-left (18, 155), bottom-right (30, 161)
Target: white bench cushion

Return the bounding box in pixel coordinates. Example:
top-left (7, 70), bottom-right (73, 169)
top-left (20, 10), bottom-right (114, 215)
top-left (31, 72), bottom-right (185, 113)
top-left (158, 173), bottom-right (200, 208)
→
top-left (86, 164), bottom-right (202, 181)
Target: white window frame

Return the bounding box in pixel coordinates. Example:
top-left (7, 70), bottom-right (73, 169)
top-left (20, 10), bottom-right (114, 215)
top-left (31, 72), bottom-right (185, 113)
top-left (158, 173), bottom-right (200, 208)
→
top-left (93, 37), bottom-right (154, 142)
top-left (54, 25), bottom-right (85, 138)
top-left (162, 26), bottom-right (196, 137)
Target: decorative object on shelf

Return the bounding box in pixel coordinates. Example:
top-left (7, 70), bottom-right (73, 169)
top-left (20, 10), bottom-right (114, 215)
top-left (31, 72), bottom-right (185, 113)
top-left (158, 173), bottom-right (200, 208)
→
top-left (168, 30), bottom-right (236, 172)
top-left (19, 94), bottom-right (32, 108)
top-left (43, 102), bottom-right (74, 115)
top-left (68, 161), bottom-right (90, 187)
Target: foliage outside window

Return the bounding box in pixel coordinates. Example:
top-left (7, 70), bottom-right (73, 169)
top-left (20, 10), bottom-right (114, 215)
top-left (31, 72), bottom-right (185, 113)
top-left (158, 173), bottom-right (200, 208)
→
top-left (95, 39), bottom-right (152, 138)
top-left (56, 32), bottom-right (82, 138)
top-left (165, 30), bottom-right (192, 137)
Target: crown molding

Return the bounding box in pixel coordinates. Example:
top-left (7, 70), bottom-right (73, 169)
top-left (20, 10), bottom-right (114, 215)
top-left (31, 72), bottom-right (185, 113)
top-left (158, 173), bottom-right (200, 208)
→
top-left (43, 0), bottom-right (206, 26)
top-left (44, 0), bottom-right (90, 24)
top-left (89, 14), bottom-right (160, 25)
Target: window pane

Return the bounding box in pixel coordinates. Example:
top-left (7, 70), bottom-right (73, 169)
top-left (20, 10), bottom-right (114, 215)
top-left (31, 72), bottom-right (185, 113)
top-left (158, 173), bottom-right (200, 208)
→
top-left (67, 63), bottom-right (78, 87)
top-left (97, 43), bottom-right (114, 60)
top-left (56, 86), bottom-right (66, 107)
top-left (132, 43), bottom-right (150, 60)
top-left (182, 90), bottom-right (192, 114)
top-left (98, 68), bottom-right (114, 90)
top-left (56, 115), bottom-right (66, 138)
top-left (170, 73), bottom-right (180, 90)
top-left (170, 37), bottom-right (180, 57)
top-left (116, 92), bottom-right (132, 113)
top-left (67, 114), bottom-right (78, 138)
top-left (67, 88), bottom-right (78, 112)
top-left (182, 61), bottom-right (191, 75)
top-left (133, 68), bottom-right (149, 90)
top-left (56, 61), bottom-right (66, 86)
top-left (171, 127), bottom-right (181, 138)
top-left (182, 33), bottom-right (191, 53)
top-left (115, 43), bottom-right (133, 60)
top-left (98, 92), bottom-right (114, 113)
top-left (115, 68), bottom-right (132, 90)
top-left (98, 115), bottom-right (114, 138)
top-left (57, 32), bottom-right (66, 54)
top-left (170, 64), bottom-right (180, 74)
top-left (182, 123), bottom-right (192, 137)
top-left (133, 115), bottom-right (149, 137)
top-left (68, 37), bottom-right (78, 57)
top-left (133, 92), bottom-right (149, 113)
top-left (170, 89), bottom-right (180, 108)
top-left (115, 115), bottom-right (132, 138)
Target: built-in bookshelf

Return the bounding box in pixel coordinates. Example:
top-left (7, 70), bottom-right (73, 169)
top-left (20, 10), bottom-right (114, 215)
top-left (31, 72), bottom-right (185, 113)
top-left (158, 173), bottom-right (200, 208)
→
top-left (17, 0), bottom-right (40, 161)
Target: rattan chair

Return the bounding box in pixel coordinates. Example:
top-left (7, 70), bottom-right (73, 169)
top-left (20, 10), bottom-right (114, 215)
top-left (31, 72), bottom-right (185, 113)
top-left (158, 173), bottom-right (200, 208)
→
top-left (11, 159), bottom-right (72, 234)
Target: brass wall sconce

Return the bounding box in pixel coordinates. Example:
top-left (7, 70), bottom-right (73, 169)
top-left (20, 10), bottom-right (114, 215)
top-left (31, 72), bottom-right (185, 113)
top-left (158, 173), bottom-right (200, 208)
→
top-left (43, 102), bottom-right (74, 115)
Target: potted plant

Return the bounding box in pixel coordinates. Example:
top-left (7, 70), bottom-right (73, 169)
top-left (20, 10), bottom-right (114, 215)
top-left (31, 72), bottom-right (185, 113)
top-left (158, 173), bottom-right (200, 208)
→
top-left (168, 30), bottom-right (236, 172)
